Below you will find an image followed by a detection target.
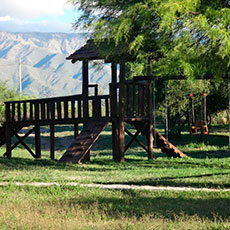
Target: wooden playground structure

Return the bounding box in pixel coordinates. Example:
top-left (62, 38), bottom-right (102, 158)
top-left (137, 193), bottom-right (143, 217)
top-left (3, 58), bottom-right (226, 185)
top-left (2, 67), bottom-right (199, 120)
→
top-left (1, 41), bottom-right (187, 163)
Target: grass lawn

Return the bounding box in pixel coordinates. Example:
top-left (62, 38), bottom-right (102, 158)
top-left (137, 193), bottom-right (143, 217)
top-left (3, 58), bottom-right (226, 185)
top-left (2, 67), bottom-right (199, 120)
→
top-left (0, 124), bottom-right (229, 229)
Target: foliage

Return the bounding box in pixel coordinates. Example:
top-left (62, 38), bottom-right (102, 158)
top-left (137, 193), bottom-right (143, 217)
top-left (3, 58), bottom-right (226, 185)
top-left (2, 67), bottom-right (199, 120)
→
top-left (0, 81), bottom-right (21, 123)
top-left (71, 0), bottom-right (230, 77)
top-left (0, 80), bottom-right (31, 123)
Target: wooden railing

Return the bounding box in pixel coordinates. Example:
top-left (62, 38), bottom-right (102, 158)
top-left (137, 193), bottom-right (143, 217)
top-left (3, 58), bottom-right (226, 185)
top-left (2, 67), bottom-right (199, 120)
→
top-left (5, 94), bottom-right (110, 125)
top-left (110, 79), bottom-right (152, 120)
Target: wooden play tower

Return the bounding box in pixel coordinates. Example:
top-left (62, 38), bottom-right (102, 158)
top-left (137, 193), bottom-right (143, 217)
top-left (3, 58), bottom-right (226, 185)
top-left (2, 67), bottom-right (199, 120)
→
top-left (1, 40), bottom-right (186, 163)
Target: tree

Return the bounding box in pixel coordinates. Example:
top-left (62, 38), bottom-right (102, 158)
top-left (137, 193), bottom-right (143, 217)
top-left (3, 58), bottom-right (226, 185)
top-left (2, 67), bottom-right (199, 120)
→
top-left (71, 0), bottom-right (230, 77)
top-left (70, 0), bottom-right (230, 135)
top-left (0, 81), bottom-right (22, 123)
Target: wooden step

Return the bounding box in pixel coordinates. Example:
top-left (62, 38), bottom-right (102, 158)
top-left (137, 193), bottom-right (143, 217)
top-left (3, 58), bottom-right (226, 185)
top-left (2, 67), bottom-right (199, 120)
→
top-left (59, 118), bottom-right (110, 163)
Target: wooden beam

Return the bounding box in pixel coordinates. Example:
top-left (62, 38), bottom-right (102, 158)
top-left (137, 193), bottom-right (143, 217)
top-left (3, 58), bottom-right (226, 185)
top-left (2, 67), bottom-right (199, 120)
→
top-left (118, 62), bottom-right (125, 162)
top-left (15, 133), bottom-right (36, 158)
top-left (35, 125), bottom-right (41, 158)
top-left (3, 127), bottom-right (35, 157)
top-left (147, 81), bottom-right (155, 160)
top-left (125, 128), bottom-right (148, 152)
top-left (5, 103), bottom-right (11, 158)
top-left (50, 124), bottom-right (55, 160)
top-left (111, 62), bottom-right (119, 161)
top-left (124, 129), bottom-right (141, 153)
top-left (74, 123), bottom-right (78, 139)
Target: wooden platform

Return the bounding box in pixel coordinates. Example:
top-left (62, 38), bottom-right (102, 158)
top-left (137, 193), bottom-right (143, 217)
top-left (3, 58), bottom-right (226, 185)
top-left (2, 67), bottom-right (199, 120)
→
top-left (59, 118), bottom-right (110, 163)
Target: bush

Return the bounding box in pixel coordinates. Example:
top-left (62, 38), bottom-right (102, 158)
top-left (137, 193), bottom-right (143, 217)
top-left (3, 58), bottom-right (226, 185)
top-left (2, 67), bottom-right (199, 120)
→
top-left (0, 80), bottom-right (25, 123)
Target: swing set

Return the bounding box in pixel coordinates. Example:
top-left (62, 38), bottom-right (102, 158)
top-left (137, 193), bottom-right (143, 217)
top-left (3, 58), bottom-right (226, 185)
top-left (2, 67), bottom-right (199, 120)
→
top-left (188, 93), bottom-right (209, 137)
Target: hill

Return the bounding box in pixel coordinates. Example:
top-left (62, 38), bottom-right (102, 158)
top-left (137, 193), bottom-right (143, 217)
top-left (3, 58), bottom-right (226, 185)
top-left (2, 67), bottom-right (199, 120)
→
top-left (0, 32), bottom-right (111, 97)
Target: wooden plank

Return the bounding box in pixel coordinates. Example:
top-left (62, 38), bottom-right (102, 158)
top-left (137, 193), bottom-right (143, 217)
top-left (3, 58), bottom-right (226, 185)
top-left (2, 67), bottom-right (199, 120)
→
top-left (124, 129), bottom-right (140, 153)
top-left (118, 62), bottom-right (125, 162)
top-left (3, 127), bottom-right (34, 154)
top-left (35, 125), bottom-right (41, 158)
top-left (12, 103), bottom-right (15, 122)
top-left (34, 103), bottom-right (39, 121)
top-left (132, 83), bottom-right (136, 117)
top-left (64, 100), bottom-right (68, 119)
top-left (74, 123), bottom-right (78, 139)
top-left (30, 103), bottom-right (33, 121)
top-left (23, 102), bottom-right (27, 121)
top-left (17, 102), bottom-right (21, 122)
top-left (15, 133), bottom-right (36, 158)
top-left (82, 60), bottom-right (89, 120)
top-left (5, 103), bottom-right (11, 158)
top-left (59, 118), bottom-right (109, 163)
top-left (50, 124), bottom-right (55, 160)
top-left (57, 101), bottom-right (62, 120)
top-left (47, 102), bottom-right (51, 120)
top-left (105, 98), bottom-right (109, 117)
top-left (50, 102), bottom-right (55, 120)
top-left (78, 100), bottom-right (82, 119)
top-left (71, 100), bottom-right (75, 119)
top-left (147, 82), bottom-right (154, 159)
top-left (41, 102), bottom-right (45, 121)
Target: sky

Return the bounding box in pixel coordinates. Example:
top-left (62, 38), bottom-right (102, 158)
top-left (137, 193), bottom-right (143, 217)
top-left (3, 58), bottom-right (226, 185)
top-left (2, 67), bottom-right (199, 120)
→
top-left (0, 0), bottom-right (81, 33)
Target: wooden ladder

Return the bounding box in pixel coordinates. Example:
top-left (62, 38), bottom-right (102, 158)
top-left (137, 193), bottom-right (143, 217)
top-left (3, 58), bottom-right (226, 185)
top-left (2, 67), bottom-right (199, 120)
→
top-left (59, 118), bottom-right (110, 163)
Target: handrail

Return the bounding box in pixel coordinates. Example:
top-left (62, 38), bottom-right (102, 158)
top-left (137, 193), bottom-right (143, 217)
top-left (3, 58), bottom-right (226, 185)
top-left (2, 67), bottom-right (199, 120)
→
top-left (5, 94), bottom-right (83, 104)
top-left (5, 94), bottom-right (111, 124)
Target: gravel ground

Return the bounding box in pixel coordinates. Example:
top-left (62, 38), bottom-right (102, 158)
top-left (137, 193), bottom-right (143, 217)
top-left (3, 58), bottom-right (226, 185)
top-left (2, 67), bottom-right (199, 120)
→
top-left (0, 182), bottom-right (229, 192)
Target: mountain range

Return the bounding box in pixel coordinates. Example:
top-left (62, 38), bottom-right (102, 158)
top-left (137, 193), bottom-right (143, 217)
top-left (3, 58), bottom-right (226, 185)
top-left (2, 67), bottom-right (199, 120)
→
top-left (0, 32), bottom-right (112, 97)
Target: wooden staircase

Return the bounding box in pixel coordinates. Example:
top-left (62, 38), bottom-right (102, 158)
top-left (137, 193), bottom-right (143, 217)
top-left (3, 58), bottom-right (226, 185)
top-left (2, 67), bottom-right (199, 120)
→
top-left (129, 121), bottom-right (186, 158)
top-left (153, 129), bottom-right (186, 158)
top-left (59, 118), bottom-right (110, 163)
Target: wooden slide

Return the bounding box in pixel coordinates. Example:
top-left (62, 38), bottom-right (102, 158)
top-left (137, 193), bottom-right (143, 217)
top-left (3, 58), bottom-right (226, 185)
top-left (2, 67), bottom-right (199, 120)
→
top-left (130, 120), bottom-right (186, 158)
top-left (153, 129), bottom-right (186, 158)
top-left (59, 118), bottom-right (110, 163)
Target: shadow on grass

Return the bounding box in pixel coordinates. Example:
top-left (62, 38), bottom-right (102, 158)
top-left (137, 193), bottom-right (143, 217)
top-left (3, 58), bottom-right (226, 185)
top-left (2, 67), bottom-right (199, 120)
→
top-left (69, 189), bottom-right (230, 220)
top-left (100, 172), bottom-right (230, 188)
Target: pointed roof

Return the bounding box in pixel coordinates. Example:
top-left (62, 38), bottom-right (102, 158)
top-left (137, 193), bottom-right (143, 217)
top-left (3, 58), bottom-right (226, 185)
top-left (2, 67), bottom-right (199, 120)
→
top-left (66, 39), bottom-right (135, 63)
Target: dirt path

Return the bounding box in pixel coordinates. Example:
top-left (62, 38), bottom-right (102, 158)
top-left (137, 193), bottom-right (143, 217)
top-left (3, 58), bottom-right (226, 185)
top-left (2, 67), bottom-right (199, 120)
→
top-left (0, 182), bottom-right (229, 192)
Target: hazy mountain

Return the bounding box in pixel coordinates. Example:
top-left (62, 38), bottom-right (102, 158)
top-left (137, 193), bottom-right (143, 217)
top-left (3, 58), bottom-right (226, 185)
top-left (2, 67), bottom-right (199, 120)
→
top-left (0, 32), bottom-right (112, 97)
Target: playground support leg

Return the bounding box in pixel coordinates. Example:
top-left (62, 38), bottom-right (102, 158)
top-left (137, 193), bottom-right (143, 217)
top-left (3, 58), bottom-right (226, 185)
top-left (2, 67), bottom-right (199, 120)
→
top-left (50, 124), bottom-right (55, 160)
top-left (118, 61), bottom-right (125, 162)
top-left (35, 125), bottom-right (41, 159)
top-left (74, 123), bottom-right (78, 139)
top-left (5, 124), bottom-right (11, 158)
top-left (118, 120), bottom-right (125, 162)
top-left (112, 120), bottom-right (120, 161)
top-left (148, 123), bottom-right (154, 160)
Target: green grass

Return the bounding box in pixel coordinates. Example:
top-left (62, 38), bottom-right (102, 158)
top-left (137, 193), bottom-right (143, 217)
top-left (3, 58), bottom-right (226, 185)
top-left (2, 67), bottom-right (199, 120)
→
top-left (0, 124), bottom-right (230, 229)
top-left (0, 185), bottom-right (229, 230)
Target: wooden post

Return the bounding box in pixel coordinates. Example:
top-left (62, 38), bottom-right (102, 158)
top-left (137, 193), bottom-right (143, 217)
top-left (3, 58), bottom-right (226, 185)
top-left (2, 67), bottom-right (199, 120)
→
top-left (5, 102), bottom-right (11, 158)
top-left (147, 59), bottom-right (154, 159)
top-left (111, 63), bottom-right (120, 161)
top-left (35, 125), bottom-right (41, 158)
top-left (50, 124), bottom-right (55, 160)
top-left (148, 81), bottom-right (154, 159)
top-left (82, 60), bottom-right (89, 119)
top-left (118, 62), bottom-right (125, 162)
top-left (82, 59), bottom-right (90, 161)
top-left (74, 123), bottom-right (78, 139)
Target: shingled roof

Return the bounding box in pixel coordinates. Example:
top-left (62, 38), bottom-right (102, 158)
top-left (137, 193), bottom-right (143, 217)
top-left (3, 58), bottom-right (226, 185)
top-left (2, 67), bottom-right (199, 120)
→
top-left (66, 39), bottom-right (136, 63)
top-left (66, 41), bottom-right (102, 63)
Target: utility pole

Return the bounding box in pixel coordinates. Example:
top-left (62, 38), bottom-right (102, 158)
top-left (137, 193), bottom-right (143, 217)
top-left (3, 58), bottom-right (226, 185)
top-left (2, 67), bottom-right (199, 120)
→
top-left (18, 57), bottom-right (22, 95)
